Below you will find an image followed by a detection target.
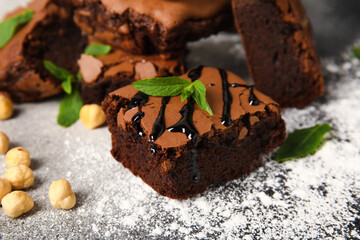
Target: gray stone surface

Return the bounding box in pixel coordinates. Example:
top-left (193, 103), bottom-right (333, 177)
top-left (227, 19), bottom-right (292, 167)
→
top-left (0, 1), bottom-right (359, 239)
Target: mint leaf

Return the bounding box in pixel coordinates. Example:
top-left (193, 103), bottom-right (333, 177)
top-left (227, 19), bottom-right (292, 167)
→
top-left (132, 77), bottom-right (191, 96)
top-left (61, 76), bottom-right (72, 94)
top-left (181, 84), bottom-right (194, 102)
top-left (0, 9), bottom-right (34, 48)
top-left (43, 60), bottom-right (75, 93)
top-left (132, 76), bottom-right (213, 115)
top-left (276, 123), bottom-right (331, 163)
top-left (57, 88), bottom-right (83, 127)
top-left (191, 80), bottom-right (213, 116)
top-left (43, 60), bottom-right (74, 82)
top-left (353, 47), bottom-right (360, 60)
top-left (43, 62), bottom-right (84, 126)
top-left (84, 44), bottom-right (111, 57)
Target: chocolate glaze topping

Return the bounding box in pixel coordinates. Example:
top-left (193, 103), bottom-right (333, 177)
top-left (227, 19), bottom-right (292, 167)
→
top-left (188, 65), bottom-right (204, 81)
top-left (100, 0), bottom-right (231, 29)
top-left (220, 68), bottom-right (233, 127)
top-left (131, 112), bottom-right (145, 137)
top-left (220, 69), bottom-right (260, 127)
top-left (167, 99), bottom-right (199, 147)
top-left (111, 66), bottom-right (279, 184)
top-left (167, 66), bottom-right (203, 146)
top-left (150, 97), bottom-right (171, 141)
top-left (129, 92), bottom-right (149, 137)
top-left (129, 91), bottom-right (149, 109)
top-left (167, 66), bottom-right (204, 182)
top-left (229, 83), bottom-right (260, 106)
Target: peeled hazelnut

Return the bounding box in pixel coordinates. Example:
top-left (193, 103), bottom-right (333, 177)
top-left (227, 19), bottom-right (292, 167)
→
top-left (49, 179), bottom-right (76, 209)
top-left (0, 95), bottom-right (13, 120)
top-left (0, 131), bottom-right (10, 154)
top-left (3, 165), bottom-right (34, 189)
top-left (1, 191), bottom-right (34, 217)
top-left (0, 178), bottom-right (12, 202)
top-left (79, 104), bottom-right (106, 129)
top-left (5, 147), bottom-right (31, 167)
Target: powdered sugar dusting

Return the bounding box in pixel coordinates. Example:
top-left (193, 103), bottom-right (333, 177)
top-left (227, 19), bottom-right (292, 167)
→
top-left (0, 2), bottom-right (360, 238)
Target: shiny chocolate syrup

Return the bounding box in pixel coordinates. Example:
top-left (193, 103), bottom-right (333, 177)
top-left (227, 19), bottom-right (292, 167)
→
top-left (150, 97), bottom-right (171, 142)
top-left (219, 69), bottom-right (260, 127)
top-left (149, 97), bottom-right (171, 154)
top-left (130, 92), bottom-right (149, 137)
top-left (166, 66), bottom-right (203, 183)
top-left (129, 67), bottom-right (259, 184)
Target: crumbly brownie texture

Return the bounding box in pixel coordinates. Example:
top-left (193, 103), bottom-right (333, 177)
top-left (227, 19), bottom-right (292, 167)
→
top-left (102, 66), bottom-right (286, 199)
top-left (78, 46), bottom-right (185, 105)
top-left (232, 0), bottom-right (324, 108)
top-left (72, 0), bottom-right (233, 54)
top-left (0, 0), bottom-right (87, 102)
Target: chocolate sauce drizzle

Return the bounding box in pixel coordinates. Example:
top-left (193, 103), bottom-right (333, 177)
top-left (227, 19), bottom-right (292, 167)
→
top-left (127, 66), bottom-right (260, 184)
top-left (229, 83), bottom-right (260, 106)
top-left (166, 66), bottom-right (203, 183)
top-left (150, 97), bottom-right (171, 142)
top-left (129, 92), bottom-right (149, 137)
top-left (166, 66), bottom-right (203, 147)
top-left (149, 142), bottom-right (157, 154)
top-left (167, 98), bottom-right (199, 147)
top-left (219, 69), bottom-right (260, 127)
top-left (219, 68), bottom-right (232, 127)
top-left (132, 112), bottom-right (145, 136)
top-left (129, 91), bottom-right (149, 109)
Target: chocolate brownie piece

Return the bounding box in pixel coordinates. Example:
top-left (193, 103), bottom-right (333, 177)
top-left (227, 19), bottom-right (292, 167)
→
top-left (78, 44), bottom-right (185, 105)
top-left (0, 0), bottom-right (87, 102)
top-left (232, 0), bottom-right (324, 108)
top-left (72, 0), bottom-right (233, 55)
top-left (102, 66), bottom-right (286, 199)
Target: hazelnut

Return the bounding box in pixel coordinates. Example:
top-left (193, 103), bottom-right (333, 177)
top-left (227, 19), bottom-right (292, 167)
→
top-left (79, 104), bottom-right (106, 129)
top-left (5, 147), bottom-right (31, 167)
top-left (0, 131), bottom-right (10, 154)
top-left (0, 178), bottom-right (11, 202)
top-left (1, 191), bottom-right (34, 218)
top-left (3, 165), bottom-right (34, 189)
top-left (0, 95), bottom-right (13, 120)
top-left (49, 179), bottom-right (76, 209)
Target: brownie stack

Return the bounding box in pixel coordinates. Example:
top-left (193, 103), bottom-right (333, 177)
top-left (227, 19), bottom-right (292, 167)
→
top-left (72, 0), bottom-right (234, 104)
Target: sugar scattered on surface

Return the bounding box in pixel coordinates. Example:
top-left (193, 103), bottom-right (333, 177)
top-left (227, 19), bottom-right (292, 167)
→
top-left (0, 2), bottom-right (360, 238)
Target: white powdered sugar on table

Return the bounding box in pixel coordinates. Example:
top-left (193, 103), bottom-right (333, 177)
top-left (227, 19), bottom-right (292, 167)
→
top-left (0, 2), bottom-right (360, 239)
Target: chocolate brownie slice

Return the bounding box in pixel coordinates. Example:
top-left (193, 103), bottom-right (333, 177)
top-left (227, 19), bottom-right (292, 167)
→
top-left (72, 0), bottom-right (233, 55)
top-left (232, 0), bottom-right (324, 108)
top-left (0, 0), bottom-right (87, 102)
top-left (78, 44), bottom-right (185, 105)
top-left (102, 66), bottom-right (286, 199)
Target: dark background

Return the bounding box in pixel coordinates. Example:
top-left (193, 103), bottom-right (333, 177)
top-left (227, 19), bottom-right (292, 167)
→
top-left (303, 0), bottom-right (360, 57)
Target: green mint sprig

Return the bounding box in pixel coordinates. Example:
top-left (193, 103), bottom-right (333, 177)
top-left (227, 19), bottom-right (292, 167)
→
top-left (43, 60), bottom-right (74, 94)
top-left (276, 123), bottom-right (331, 163)
top-left (84, 44), bottom-right (111, 57)
top-left (43, 43), bottom-right (111, 127)
top-left (132, 77), bottom-right (213, 116)
top-left (57, 88), bottom-right (83, 127)
top-left (0, 9), bottom-right (34, 49)
top-left (353, 47), bottom-right (360, 60)
top-left (43, 61), bottom-right (82, 127)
